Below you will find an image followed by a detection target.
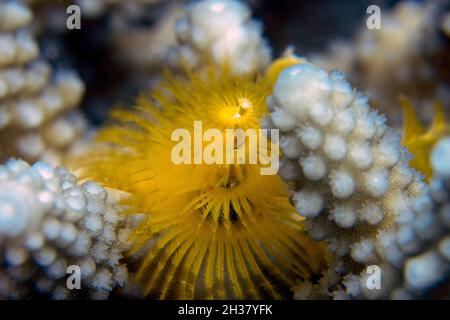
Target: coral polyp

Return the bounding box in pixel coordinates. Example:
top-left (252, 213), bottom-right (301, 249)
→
top-left (81, 67), bottom-right (327, 299)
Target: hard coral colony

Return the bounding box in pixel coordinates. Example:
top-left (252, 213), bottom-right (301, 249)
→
top-left (0, 0), bottom-right (450, 301)
top-left (0, 1), bottom-right (85, 165)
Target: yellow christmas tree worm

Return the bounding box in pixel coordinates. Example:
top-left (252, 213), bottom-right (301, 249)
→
top-left (80, 66), bottom-right (327, 299)
top-left (399, 96), bottom-right (450, 181)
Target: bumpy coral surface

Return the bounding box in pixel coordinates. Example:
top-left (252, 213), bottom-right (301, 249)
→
top-left (170, 0), bottom-right (271, 74)
top-left (265, 61), bottom-right (430, 298)
top-left (367, 137), bottom-right (450, 300)
top-left (0, 159), bottom-right (128, 299)
top-left (397, 176), bottom-right (450, 298)
top-left (0, 0), bottom-right (85, 164)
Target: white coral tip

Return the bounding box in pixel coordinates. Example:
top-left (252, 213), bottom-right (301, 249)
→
top-left (293, 190), bottom-right (324, 218)
top-left (329, 169), bottom-right (355, 198)
top-left (330, 204), bottom-right (357, 228)
top-left (431, 137), bottom-right (450, 178)
top-left (300, 155), bottom-right (327, 181)
top-left (323, 134), bottom-right (347, 161)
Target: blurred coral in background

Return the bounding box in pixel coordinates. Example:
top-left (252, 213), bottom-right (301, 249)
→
top-left (0, 1), bottom-right (85, 165)
top-left (1, 0), bottom-right (450, 300)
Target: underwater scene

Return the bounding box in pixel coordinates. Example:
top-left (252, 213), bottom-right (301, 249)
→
top-left (1, 0), bottom-right (450, 303)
